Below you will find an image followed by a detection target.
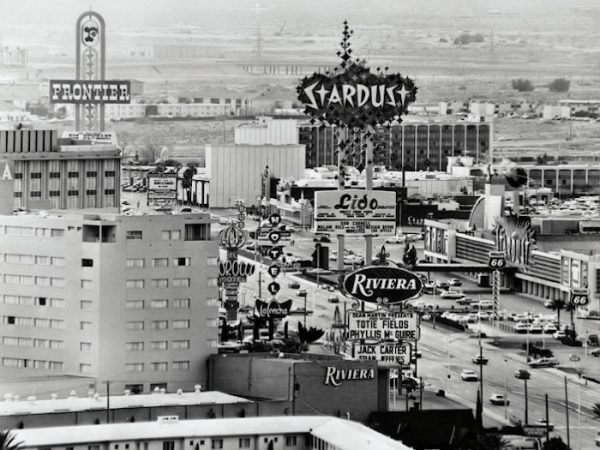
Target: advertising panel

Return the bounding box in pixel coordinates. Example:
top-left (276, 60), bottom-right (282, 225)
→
top-left (49, 80), bottom-right (131, 104)
top-left (314, 189), bottom-right (396, 236)
top-left (62, 131), bottom-right (118, 145)
top-left (147, 173), bottom-right (177, 207)
top-left (344, 266), bottom-right (423, 305)
top-left (149, 176), bottom-right (177, 191)
top-left (354, 342), bottom-right (411, 366)
top-left (348, 311), bottom-right (418, 341)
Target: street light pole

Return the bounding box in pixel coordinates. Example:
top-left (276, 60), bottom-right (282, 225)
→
top-left (524, 378), bottom-right (529, 425)
top-left (503, 357), bottom-right (508, 420)
top-left (446, 336), bottom-right (451, 394)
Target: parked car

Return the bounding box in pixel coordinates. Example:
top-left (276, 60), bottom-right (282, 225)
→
top-left (588, 334), bottom-right (599, 347)
top-left (528, 358), bottom-right (559, 368)
top-left (477, 312), bottom-right (491, 321)
top-left (461, 369), bottom-right (479, 381)
top-left (514, 369), bottom-right (531, 380)
top-left (515, 322), bottom-right (529, 334)
top-left (440, 290), bottom-right (465, 299)
top-left (472, 355), bottom-right (489, 365)
top-left (297, 289), bottom-right (307, 297)
top-left (456, 297), bottom-right (475, 306)
top-left (327, 296), bottom-right (339, 304)
top-left (490, 394), bottom-right (510, 406)
top-left (569, 353), bottom-right (581, 362)
top-left (534, 418), bottom-right (554, 431)
top-left (543, 323), bottom-right (558, 334)
top-left (313, 234), bottom-right (331, 243)
top-left (385, 235), bottom-right (406, 244)
top-left (528, 323), bottom-right (543, 334)
top-left (553, 330), bottom-right (567, 339)
top-left (288, 282), bottom-right (301, 289)
top-left (435, 280), bottom-right (450, 290)
top-left (448, 278), bottom-right (463, 286)
top-left (590, 348), bottom-right (600, 357)
top-left (543, 300), bottom-right (555, 308)
top-left (344, 254), bottom-right (364, 265)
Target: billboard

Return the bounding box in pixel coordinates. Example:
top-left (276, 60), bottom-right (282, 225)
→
top-left (344, 266), bottom-right (423, 305)
top-left (348, 311), bottom-right (418, 341)
top-left (49, 80), bottom-right (131, 104)
top-left (62, 131), bottom-right (118, 145)
top-left (314, 189), bottom-right (396, 236)
top-left (147, 173), bottom-right (177, 207)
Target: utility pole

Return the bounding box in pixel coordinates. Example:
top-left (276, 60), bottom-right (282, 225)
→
top-left (564, 376), bottom-right (571, 449)
top-left (257, 271), bottom-right (262, 299)
top-left (105, 380), bottom-right (110, 424)
top-left (524, 378), bottom-right (529, 425)
top-left (545, 393), bottom-right (550, 444)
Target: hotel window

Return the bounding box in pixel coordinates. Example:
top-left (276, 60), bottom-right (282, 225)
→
top-left (36, 276), bottom-right (50, 287)
top-left (151, 341), bottom-right (168, 350)
top-left (211, 440), bottom-right (223, 450)
top-left (126, 258), bottom-right (145, 268)
top-left (150, 299), bottom-right (168, 309)
top-left (49, 190), bottom-right (60, 197)
top-left (206, 298), bottom-right (219, 307)
top-left (173, 298), bottom-right (190, 308)
top-left (36, 256), bottom-right (49, 265)
top-left (126, 230), bottom-right (143, 240)
top-left (126, 321), bottom-right (144, 331)
top-left (151, 361), bottom-right (168, 371)
top-left (49, 340), bottom-right (64, 349)
top-left (152, 258), bottom-right (169, 267)
top-left (126, 279), bottom-right (144, 289)
top-left (80, 342), bottom-right (92, 352)
top-left (2, 337), bottom-right (32, 347)
top-left (207, 277), bottom-right (218, 287)
top-left (125, 363), bottom-right (144, 372)
top-left (5, 226), bottom-right (33, 236)
top-left (126, 342), bottom-right (144, 351)
top-left (80, 321), bottom-right (92, 331)
top-left (34, 318), bottom-right (50, 328)
top-left (50, 298), bottom-right (65, 308)
top-left (49, 172), bottom-right (61, 179)
top-left (51, 256), bottom-right (65, 266)
top-left (207, 340), bottom-right (218, 349)
top-left (68, 171), bottom-right (79, 178)
top-left (171, 340), bottom-right (189, 350)
top-left (82, 258), bottom-right (94, 267)
top-left (206, 257), bottom-right (218, 266)
top-left (239, 438), bottom-right (251, 449)
top-left (172, 361), bottom-right (189, 371)
top-left (48, 361), bottom-right (63, 371)
top-left (184, 224), bottom-right (209, 241)
top-left (173, 257), bottom-right (190, 267)
top-left (173, 320), bottom-right (190, 329)
top-left (126, 300), bottom-right (145, 309)
top-left (30, 191), bottom-right (42, 198)
top-left (86, 171), bottom-right (97, 177)
top-left (285, 436), bottom-right (298, 446)
top-left (80, 300), bottom-right (92, 310)
top-left (163, 441), bottom-right (175, 450)
top-left (30, 172), bottom-right (42, 179)
top-left (86, 189), bottom-right (97, 196)
top-left (104, 189), bottom-right (115, 195)
top-left (80, 363), bottom-right (92, 374)
top-left (151, 320), bottom-right (168, 330)
top-left (161, 230), bottom-right (181, 241)
top-left (50, 228), bottom-right (64, 237)
top-left (51, 278), bottom-right (66, 287)
top-left (2, 357), bottom-right (26, 368)
top-left (173, 278), bottom-right (190, 288)
top-left (67, 190), bottom-right (79, 196)
top-left (33, 360), bottom-right (48, 370)
top-left (151, 279), bottom-right (168, 288)
top-left (33, 339), bottom-right (48, 348)
top-left (81, 279), bottom-right (93, 289)
top-left (105, 170), bottom-right (116, 177)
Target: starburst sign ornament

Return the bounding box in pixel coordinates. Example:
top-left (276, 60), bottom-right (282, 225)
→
top-left (297, 21), bottom-right (417, 128)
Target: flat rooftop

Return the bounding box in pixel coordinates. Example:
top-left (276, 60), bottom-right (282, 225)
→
top-left (0, 390), bottom-right (250, 416)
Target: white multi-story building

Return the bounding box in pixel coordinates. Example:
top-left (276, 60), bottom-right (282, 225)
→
top-left (0, 210), bottom-right (219, 394)
top-left (235, 117), bottom-right (299, 145)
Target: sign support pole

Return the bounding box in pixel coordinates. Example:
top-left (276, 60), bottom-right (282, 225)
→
top-left (365, 127), bottom-right (374, 265)
top-left (337, 127), bottom-right (347, 272)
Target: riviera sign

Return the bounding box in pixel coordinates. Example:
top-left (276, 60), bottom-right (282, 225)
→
top-left (344, 266), bottom-right (422, 304)
top-left (323, 366), bottom-right (375, 387)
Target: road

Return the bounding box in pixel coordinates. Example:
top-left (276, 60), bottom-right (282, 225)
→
top-left (213, 208), bottom-right (600, 447)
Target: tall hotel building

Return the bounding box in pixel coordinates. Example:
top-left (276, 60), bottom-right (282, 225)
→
top-left (0, 127), bottom-right (219, 395)
top-left (0, 211), bottom-right (219, 394)
top-left (299, 120), bottom-right (492, 170)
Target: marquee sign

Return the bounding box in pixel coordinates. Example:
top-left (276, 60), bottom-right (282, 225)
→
top-left (348, 311), bottom-right (418, 341)
top-left (354, 342), bottom-right (411, 366)
top-left (49, 80), bottom-right (131, 104)
top-left (344, 266), bottom-right (422, 305)
top-left (218, 260), bottom-right (255, 284)
top-left (147, 173), bottom-right (177, 207)
top-left (255, 299), bottom-right (292, 319)
top-left (314, 189), bottom-right (396, 236)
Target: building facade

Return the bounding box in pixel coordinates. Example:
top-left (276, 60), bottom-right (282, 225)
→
top-left (0, 128), bottom-right (121, 209)
top-left (235, 117), bottom-right (299, 145)
top-left (299, 121), bottom-right (492, 170)
top-left (0, 211), bottom-right (219, 394)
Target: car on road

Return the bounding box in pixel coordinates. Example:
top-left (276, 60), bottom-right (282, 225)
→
top-left (313, 234), bottom-right (331, 243)
top-left (460, 370), bottom-right (479, 381)
top-left (327, 296), bottom-right (339, 304)
top-left (534, 418), bottom-right (554, 431)
top-left (543, 323), bottom-right (557, 334)
top-left (448, 278), bottom-right (463, 286)
top-left (490, 394), bottom-right (510, 406)
top-left (528, 357), bottom-right (559, 368)
top-left (472, 355), bottom-right (489, 365)
top-left (514, 322), bottom-right (529, 334)
top-left (569, 353), bottom-right (581, 362)
top-left (553, 330), bottom-right (567, 339)
top-left (288, 282), bottom-right (300, 289)
top-left (385, 235), bottom-right (406, 244)
top-left (435, 280), bottom-right (450, 290)
top-left (297, 289), bottom-right (307, 297)
top-left (465, 313), bottom-right (479, 323)
top-left (514, 369), bottom-right (531, 380)
top-left (590, 348), bottom-right (600, 357)
top-left (440, 290), bottom-right (465, 299)
top-left (588, 334), bottom-right (599, 347)
top-left (456, 297), bottom-right (475, 306)
top-left (528, 323), bottom-right (543, 334)
top-left (473, 300), bottom-right (495, 310)
top-left (400, 376), bottom-right (422, 391)
top-left (344, 254), bottom-right (364, 265)
top-left (477, 312), bottom-right (491, 321)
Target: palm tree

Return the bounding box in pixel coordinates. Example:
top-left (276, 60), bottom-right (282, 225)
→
top-left (0, 430), bottom-right (23, 450)
top-left (592, 402), bottom-right (600, 420)
top-left (549, 298), bottom-right (566, 328)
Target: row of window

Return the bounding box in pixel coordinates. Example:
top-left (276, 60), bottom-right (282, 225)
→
top-left (1, 253), bottom-right (65, 266)
top-left (125, 361), bottom-right (190, 372)
top-left (18, 171), bottom-right (116, 179)
top-left (2, 295), bottom-right (64, 307)
top-left (2, 315), bottom-right (65, 328)
top-left (3, 274), bottom-right (66, 287)
top-left (126, 298), bottom-right (191, 309)
top-left (17, 189), bottom-right (117, 198)
top-left (125, 224), bottom-right (210, 241)
top-left (125, 319), bottom-right (199, 330)
top-left (126, 340), bottom-right (190, 351)
top-left (126, 278), bottom-right (192, 289)
top-left (2, 358), bottom-right (63, 371)
top-left (126, 257), bottom-right (191, 268)
top-left (0, 226), bottom-right (64, 237)
top-left (2, 337), bottom-right (64, 349)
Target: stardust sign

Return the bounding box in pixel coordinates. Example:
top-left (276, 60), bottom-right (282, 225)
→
top-left (297, 63), bottom-right (416, 128)
top-left (344, 266), bottom-right (422, 304)
top-left (314, 189), bottom-right (396, 236)
top-left (49, 80), bottom-right (131, 104)
top-left (348, 311), bottom-right (418, 341)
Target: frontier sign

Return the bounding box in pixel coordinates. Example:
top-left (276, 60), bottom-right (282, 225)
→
top-left (49, 80), bottom-right (131, 104)
top-left (344, 266), bottom-right (422, 305)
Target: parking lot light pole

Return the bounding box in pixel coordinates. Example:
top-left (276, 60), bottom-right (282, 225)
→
top-left (503, 357), bottom-right (508, 420)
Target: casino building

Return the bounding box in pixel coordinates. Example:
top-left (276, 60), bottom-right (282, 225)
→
top-left (0, 128), bottom-right (121, 210)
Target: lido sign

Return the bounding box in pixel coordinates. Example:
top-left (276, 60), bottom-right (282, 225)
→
top-left (344, 266), bottom-right (423, 305)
